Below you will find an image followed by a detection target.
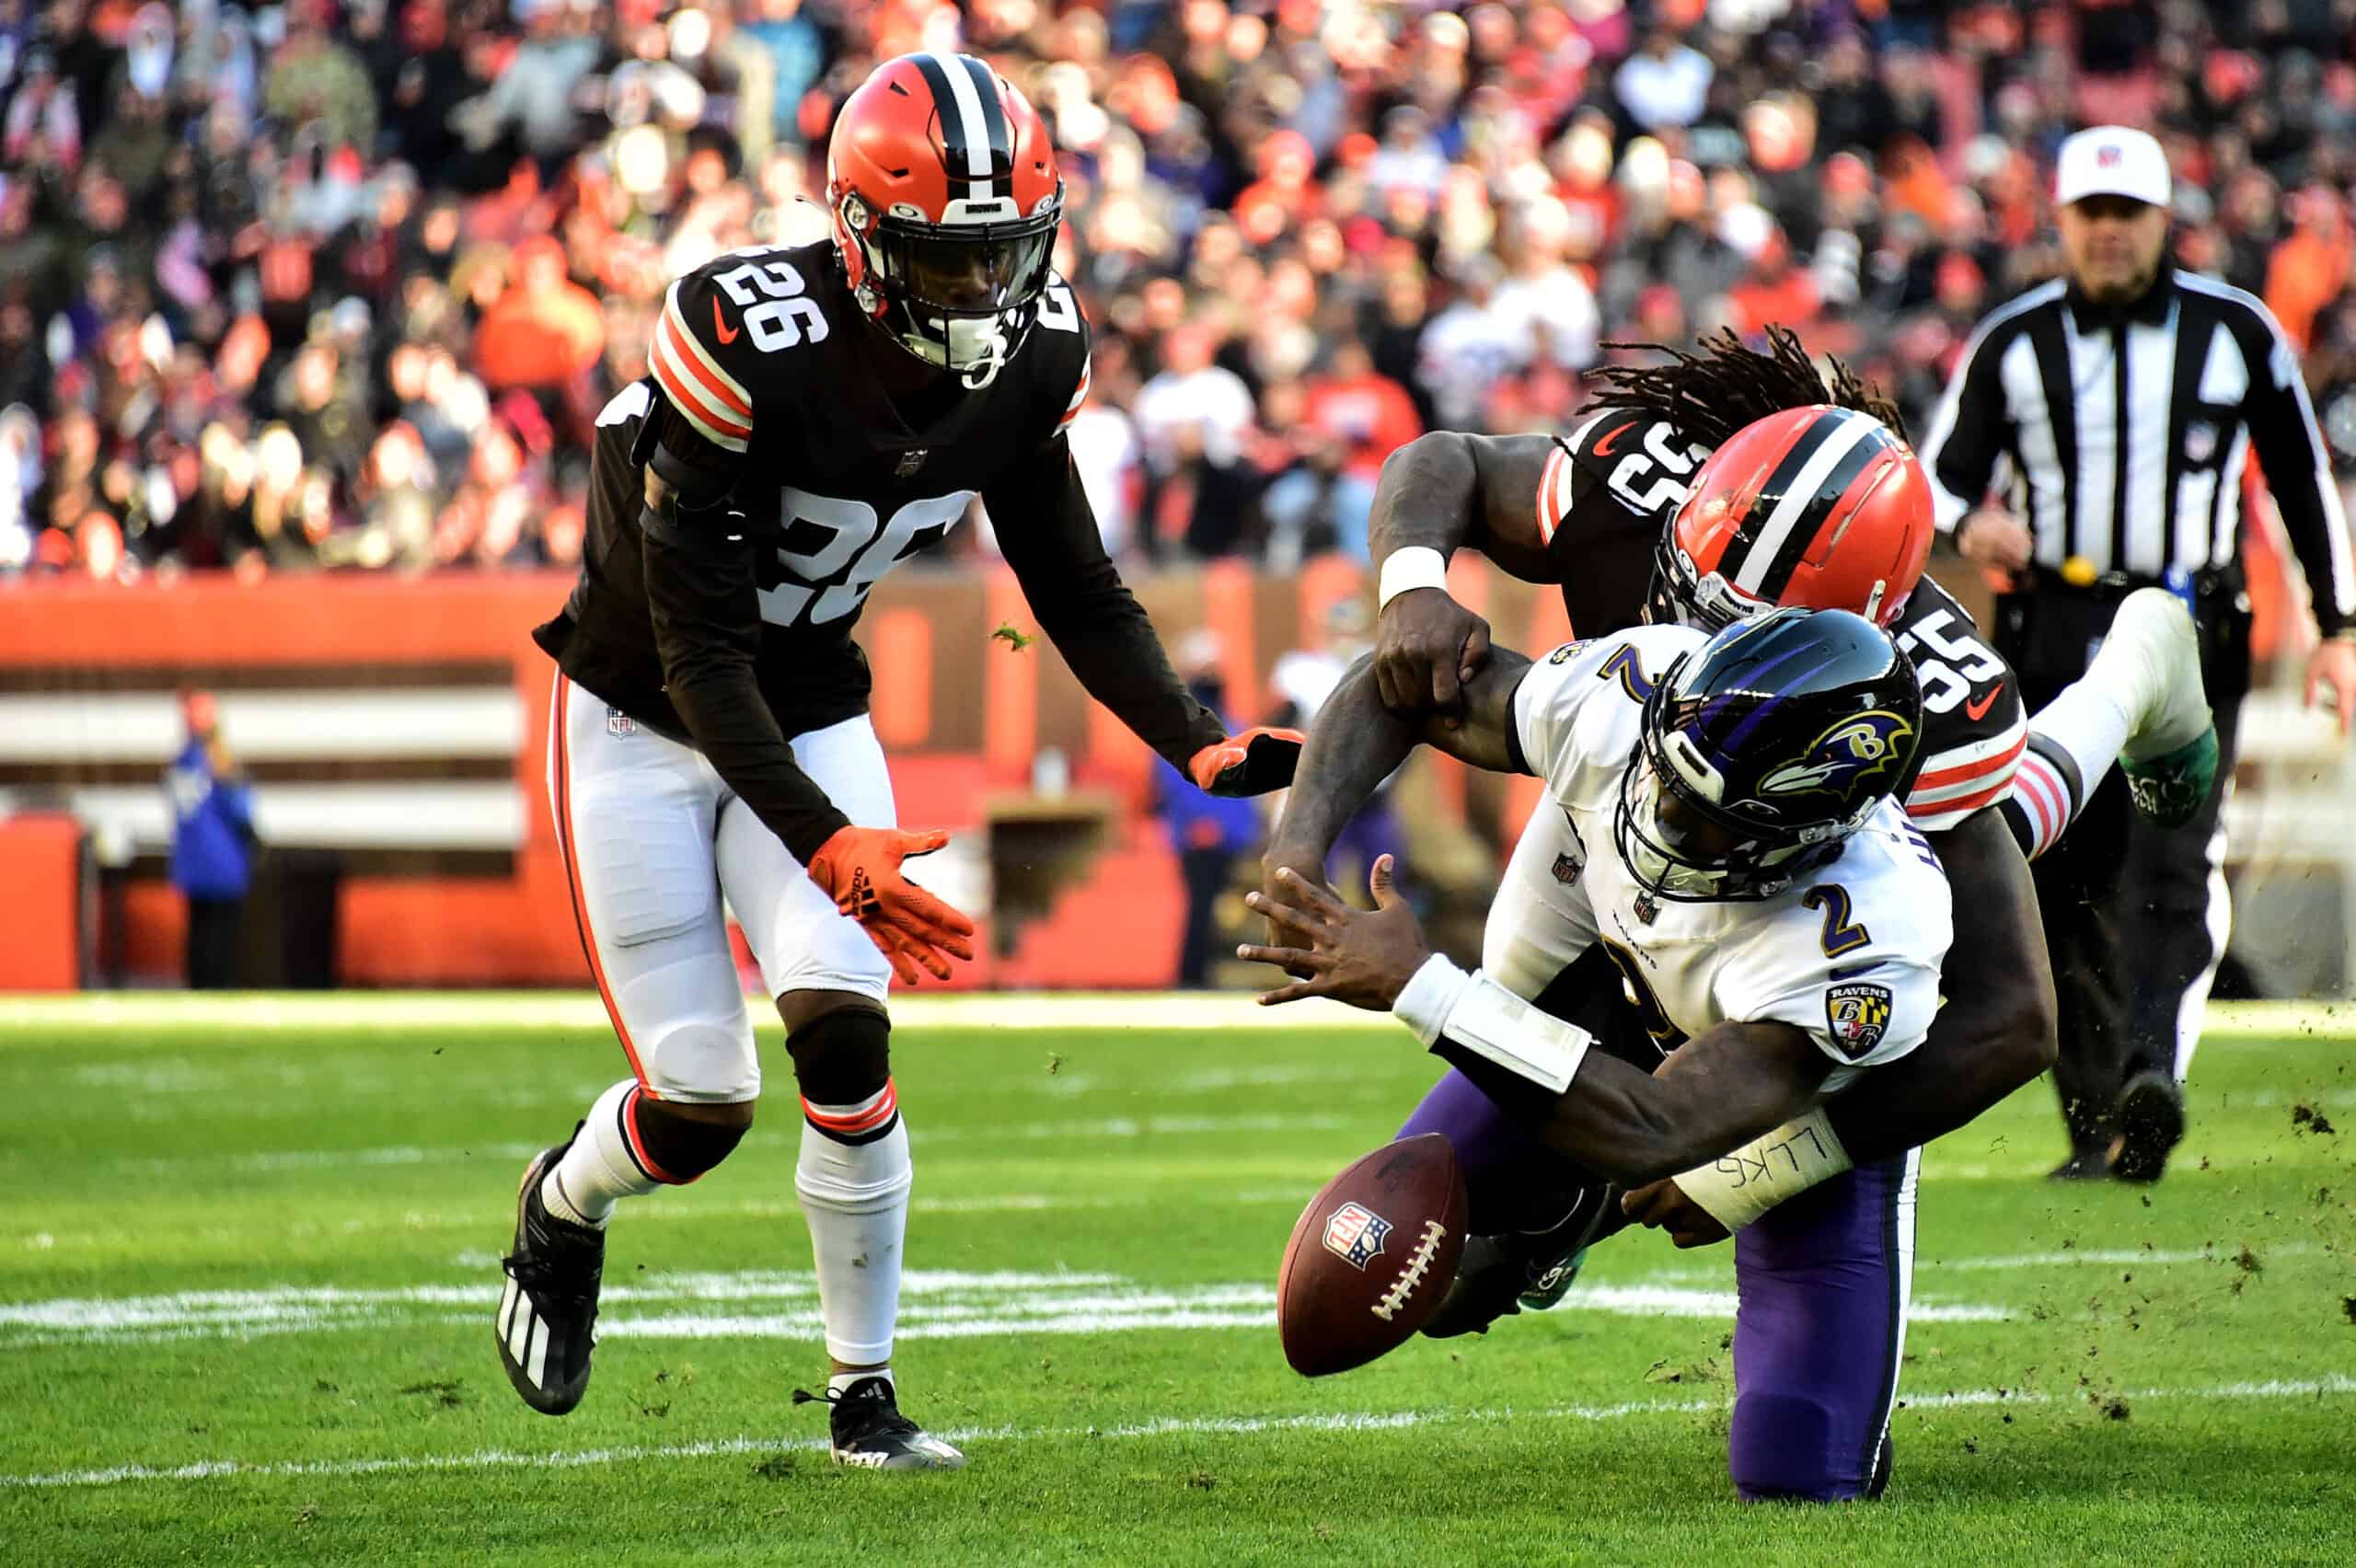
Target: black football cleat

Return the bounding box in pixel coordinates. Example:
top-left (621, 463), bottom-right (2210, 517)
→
top-left (794, 1377), bottom-right (967, 1470)
top-left (2108, 1072), bottom-right (2186, 1183)
top-left (497, 1135), bottom-right (605, 1415)
top-left (1867, 1429), bottom-right (1894, 1500)
top-left (2047, 1147), bottom-right (2111, 1182)
top-left (1422, 1184), bottom-right (1617, 1340)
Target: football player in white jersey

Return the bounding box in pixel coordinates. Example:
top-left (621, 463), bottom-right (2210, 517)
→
top-left (1245, 606), bottom-right (1947, 1500)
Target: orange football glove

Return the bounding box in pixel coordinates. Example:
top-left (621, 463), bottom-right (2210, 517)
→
top-left (805, 826), bottom-right (976, 985)
top-left (1189, 726), bottom-right (1306, 796)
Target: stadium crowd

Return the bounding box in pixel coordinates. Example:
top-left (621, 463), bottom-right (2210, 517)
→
top-left (3, 0), bottom-right (2355, 582)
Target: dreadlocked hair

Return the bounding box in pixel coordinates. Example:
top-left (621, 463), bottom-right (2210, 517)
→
top-left (1585, 325), bottom-right (1908, 447)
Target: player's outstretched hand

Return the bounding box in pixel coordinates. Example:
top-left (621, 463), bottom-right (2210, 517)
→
top-left (1620, 1178), bottom-right (1732, 1249)
top-left (1239, 856), bottom-right (1430, 1010)
top-left (806, 826), bottom-right (977, 986)
top-left (1373, 587), bottom-right (1493, 723)
top-left (1191, 726), bottom-right (1306, 796)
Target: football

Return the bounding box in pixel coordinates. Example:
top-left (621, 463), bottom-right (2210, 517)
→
top-left (1276, 1132), bottom-right (1470, 1377)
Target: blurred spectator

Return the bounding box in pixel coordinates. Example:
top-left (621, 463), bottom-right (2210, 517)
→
top-left (0, 0), bottom-right (2347, 585)
top-left (1267, 338), bottom-right (1421, 563)
top-left (1613, 27), bottom-right (1713, 133)
top-left (475, 234), bottom-right (606, 393)
top-left (166, 687), bottom-right (258, 990)
top-left (1067, 341), bottom-right (1143, 557)
top-left (1132, 322), bottom-right (1255, 558)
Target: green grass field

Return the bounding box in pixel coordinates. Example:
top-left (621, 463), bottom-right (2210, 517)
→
top-left (4, 994), bottom-right (2352, 1566)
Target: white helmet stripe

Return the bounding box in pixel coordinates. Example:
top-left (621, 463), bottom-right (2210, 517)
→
top-left (1730, 413), bottom-right (1881, 595)
top-left (926, 50), bottom-right (994, 202)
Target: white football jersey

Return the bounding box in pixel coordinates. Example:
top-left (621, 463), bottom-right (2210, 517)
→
top-left (1484, 625), bottom-right (1952, 1094)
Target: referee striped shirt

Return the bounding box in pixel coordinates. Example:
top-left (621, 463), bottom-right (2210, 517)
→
top-left (1917, 269), bottom-right (2355, 635)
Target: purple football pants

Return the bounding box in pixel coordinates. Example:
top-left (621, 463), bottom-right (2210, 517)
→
top-left (1401, 1066), bottom-right (1916, 1502)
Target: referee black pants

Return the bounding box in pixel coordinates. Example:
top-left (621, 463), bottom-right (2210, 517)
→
top-left (1998, 594), bottom-right (2246, 1154)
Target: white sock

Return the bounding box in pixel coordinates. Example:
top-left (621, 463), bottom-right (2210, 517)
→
top-left (829, 1367), bottom-right (893, 1398)
top-left (795, 1087), bottom-right (911, 1367)
top-left (541, 1079), bottom-right (665, 1228)
top-left (2027, 681), bottom-right (2131, 800)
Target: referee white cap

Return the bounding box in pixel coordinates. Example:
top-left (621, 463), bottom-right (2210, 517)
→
top-left (2054, 126), bottom-right (2173, 209)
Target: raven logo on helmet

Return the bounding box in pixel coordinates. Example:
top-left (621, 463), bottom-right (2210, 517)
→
top-left (1758, 710), bottom-right (1916, 801)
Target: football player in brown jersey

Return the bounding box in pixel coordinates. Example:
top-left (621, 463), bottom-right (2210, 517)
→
top-left (500, 52), bottom-right (1299, 1468)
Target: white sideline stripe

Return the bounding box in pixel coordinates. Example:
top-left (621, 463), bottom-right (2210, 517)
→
top-left (7, 1377), bottom-right (2350, 1491)
top-left (0, 689), bottom-right (522, 763)
top-left (33, 782), bottom-right (524, 853)
top-left (3, 994), bottom-right (2341, 1039)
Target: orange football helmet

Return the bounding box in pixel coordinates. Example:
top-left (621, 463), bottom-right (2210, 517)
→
top-left (1646, 404), bottom-right (1933, 631)
top-left (827, 52), bottom-right (1064, 387)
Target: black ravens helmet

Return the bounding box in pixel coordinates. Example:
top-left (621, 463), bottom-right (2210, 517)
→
top-left (1613, 606), bottom-right (1923, 902)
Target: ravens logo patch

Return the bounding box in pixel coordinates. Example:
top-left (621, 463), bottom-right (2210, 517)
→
top-left (1825, 981), bottom-right (1894, 1058)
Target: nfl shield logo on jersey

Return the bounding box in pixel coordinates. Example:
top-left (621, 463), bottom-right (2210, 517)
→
top-left (1553, 852), bottom-right (1583, 886)
top-left (1322, 1202), bottom-right (1392, 1271)
top-left (1825, 982), bottom-right (1895, 1058)
top-left (606, 708), bottom-right (636, 737)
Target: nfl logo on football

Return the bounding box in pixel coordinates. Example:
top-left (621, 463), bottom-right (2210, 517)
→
top-left (1321, 1202), bottom-right (1393, 1272)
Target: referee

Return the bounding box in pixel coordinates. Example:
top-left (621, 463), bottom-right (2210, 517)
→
top-left (1919, 125), bottom-right (2356, 1182)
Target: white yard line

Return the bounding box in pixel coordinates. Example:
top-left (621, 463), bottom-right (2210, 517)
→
top-left (6, 1377), bottom-right (2350, 1492)
top-left (3, 993), bottom-right (2345, 1039)
top-left (0, 1269), bottom-right (2013, 1350)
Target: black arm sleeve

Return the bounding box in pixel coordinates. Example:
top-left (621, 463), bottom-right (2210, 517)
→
top-left (986, 437), bottom-right (1227, 768)
top-left (1919, 317), bottom-right (2015, 534)
top-left (638, 435), bottom-right (851, 864)
top-left (2235, 313), bottom-right (2356, 638)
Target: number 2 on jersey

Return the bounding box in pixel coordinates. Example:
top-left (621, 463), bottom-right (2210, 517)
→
top-left (1601, 940), bottom-right (1686, 1055)
top-left (1801, 884), bottom-right (1871, 958)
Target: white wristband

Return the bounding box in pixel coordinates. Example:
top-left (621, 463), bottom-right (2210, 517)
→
top-left (1669, 1108), bottom-right (1853, 1232)
top-left (1378, 546), bottom-right (1449, 610)
top-left (1392, 954), bottom-right (1472, 1046)
top-left (1392, 955), bottom-right (1592, 1093)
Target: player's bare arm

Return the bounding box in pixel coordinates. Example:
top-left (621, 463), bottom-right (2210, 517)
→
top-left (1369, 432), bottom-right (1560, 717)
top-left (1242, 861), bottom-right (1833, 1186)
top-left (1623, 807), bottom-right (2057, 1245)
top-left (1263, 646), bottom-right (1531, 889)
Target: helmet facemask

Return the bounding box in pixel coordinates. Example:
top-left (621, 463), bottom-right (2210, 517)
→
top-left (1644, 526), bottom-right (1773, 634)
top-left (1611, 656), bottom-right (1858, 904)
top-left (839, 190), bottom-right (1061, 390)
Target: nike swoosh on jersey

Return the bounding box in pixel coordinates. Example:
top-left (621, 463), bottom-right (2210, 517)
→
top-left (1592, 421), bottom-right (1637, 458)
top-left (1964, 682), bottom-right (2004, 721)
top-left (711, 298), bottom-right (741, 344)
